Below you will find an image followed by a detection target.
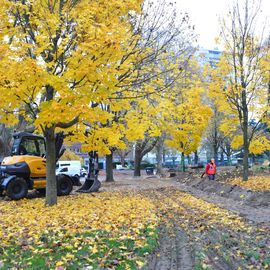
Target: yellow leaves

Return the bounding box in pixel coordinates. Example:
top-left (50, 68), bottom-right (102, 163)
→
top-left (150, 188), bottom-right (249, 232)
top-left (136, 260), bottom-right (145, 268)
top-left (231, 135), bottom-right (244, 150)
top-left (219, 117), bottom-right (238, 136)
top-left (59, 149), bottom-right (82, 162)
top-left (80, 123), bottom-right (127, 155)
top-left (55, 261), bottom-right (64, 267)
top-left (0, 0), bottom-right (143, 134)
top-left (231, 135), bottom-right (270, 154)
top-left (228, 176), bottom-right (270, 191)
top-left (0, 192), bottom-right (158, 268)
top-left (249, 136), bottom-right (270, 154)
top-left (91, 245), bottom-right (98, 254)
top-left (163, 96), bottom-right (211, 154)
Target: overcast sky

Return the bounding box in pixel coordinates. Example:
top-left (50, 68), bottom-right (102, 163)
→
top-left (174, 0), bottom-right (270, 49)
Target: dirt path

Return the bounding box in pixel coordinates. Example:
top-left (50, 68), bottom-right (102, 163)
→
top-left (142, 187), bottom-right (269, 270)
top-left (176, 183), bottom-right (270, 226)
top-left (101, 176), bottom-right (270, 269)
top-left (101, 177), bottom-right (270, 226)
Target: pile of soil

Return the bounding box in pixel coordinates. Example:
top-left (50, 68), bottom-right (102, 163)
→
top-left (217, 169), bottom-right (254, 182)
top-left (177, 173), bottom-right (270, 208)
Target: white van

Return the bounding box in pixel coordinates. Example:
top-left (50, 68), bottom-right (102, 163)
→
top-left (56, 160), bottom-right (81, 177)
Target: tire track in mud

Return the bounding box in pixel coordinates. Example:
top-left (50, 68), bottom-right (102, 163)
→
top-left (145, 188), bottom-right (195, 270)
top-left (174, 226), bottom-right (194, 270)
top-left (147, 224), bottom-right (194, 270)
top-left (144, 188), bottom-right (269, 270)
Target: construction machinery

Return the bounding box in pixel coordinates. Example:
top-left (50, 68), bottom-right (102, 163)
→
top-left (0, 132), bottom-right (81, 200)
top-left (77, 151), bottom-right (101, 193)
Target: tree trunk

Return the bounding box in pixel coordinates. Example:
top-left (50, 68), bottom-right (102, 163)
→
top-left (133, 138), bottom-right (158, 177)
top-left (213, 145), bottom-right (219, 165)
top-left (0, 124), bottom-right (12, 159)
top-left (120, 154), bottom-right (126, 167)
top-left (220, 151), bottom-right (224, 165)
top-left (134, 146), bottom-right (142, 177)
top-left (242, 92), bottom-right (249, 181)
top-left (156, 137), bottom-right (164, 175)
top-left (45, 127), bottom-right (57, 206)
top-left (162, 149), bottom-right (166, 164)
top-left (194, 151), bottom-right (199, 164)
top-left (227, 154), bottom-right (232, 166)
top-left (181, 153), bottom-right (185, 172)
top-left (105, 153), bottom-right (114, 182)
top-left (187, 155), bottom-right (191, 165)
top-left (243, 124), bottom-right (249, 181)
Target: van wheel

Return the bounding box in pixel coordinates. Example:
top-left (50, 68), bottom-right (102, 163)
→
top-left (6, 178), bottom-right (28, 200)
top-left (57, 174), bottom-right (73, 196)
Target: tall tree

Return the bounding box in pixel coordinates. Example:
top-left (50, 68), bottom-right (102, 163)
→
top-left (164, 58), bottom-right (212, 169)
top-left (0, 0), bottom-right (142, 205)
top-left (209, 0), bottom-right (270, 180)
top-left (204, 105), bottom-right (224, 163)
top-left (76, 0), bottom-right (195, 180)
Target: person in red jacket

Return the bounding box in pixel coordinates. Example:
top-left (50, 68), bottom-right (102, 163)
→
top-left (205, 158), bottom-right (216, 180)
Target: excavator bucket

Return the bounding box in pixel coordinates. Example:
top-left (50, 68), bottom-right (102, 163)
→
top-left (77, 151), bottom-right (101, 193)
top-left (76, 176), bottom-right (101, 193)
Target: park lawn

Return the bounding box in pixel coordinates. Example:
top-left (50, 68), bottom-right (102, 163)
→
top-left (228, 176), bottom-right (270, 191)
top-left (0, 192), bottom-right (158, 270)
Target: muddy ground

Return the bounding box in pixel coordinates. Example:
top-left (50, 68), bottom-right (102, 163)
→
top-left (100, 170), bottom-right (270, 270)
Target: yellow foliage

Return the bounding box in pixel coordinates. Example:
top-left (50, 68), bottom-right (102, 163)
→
top-left (59, 149), bottom-right (82, 162)
top-left (163, 84), bottom-right (212, 154)
top-left (207, 38), bottom-right (270, 156)
top-left (231, 135), bottom-right (243, 150)
top-left (0, 0), bottom-right (143, 130)
top-left (0, 183), bottom-right (266, 268)
top-left (249, 137), bottom-right (270, 155)
top-left (230, 135), bottom-right (270, 154)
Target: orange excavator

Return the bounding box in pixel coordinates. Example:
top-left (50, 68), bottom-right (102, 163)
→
top-left (0, 132), bottom-right (100, 200)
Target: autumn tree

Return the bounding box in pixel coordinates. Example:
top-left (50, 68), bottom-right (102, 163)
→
top-left (0, 0), bottom-right (142, 205)
top-left (203, 105), bottom-right (225, 163)
top-left (163, 57), bottom-right (211, 171)
top-left (210, 0), bottom-right (270, 180)
top-left (164, 89), bottom-right (211, 171)
top-left (129, 1), bottom-right (197, 176)
top-left (75, 0), bottom-right (196, 180)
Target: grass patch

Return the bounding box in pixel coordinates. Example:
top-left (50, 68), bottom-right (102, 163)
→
top-left (0, 227), bottom-right (158, 269)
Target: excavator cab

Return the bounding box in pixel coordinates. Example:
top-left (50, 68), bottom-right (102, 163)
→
top-left (11, 132), bottom-right (46, 157)
top-left (0, 132), bottom-right (74, 200)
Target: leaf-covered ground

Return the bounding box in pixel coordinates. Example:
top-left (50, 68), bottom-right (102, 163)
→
top-left (0, 177), bottom-right (269, 270)
top-left (228, 176), bottom-right (270, 191)
top-left (0, 193), bottom-right (158, 269)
